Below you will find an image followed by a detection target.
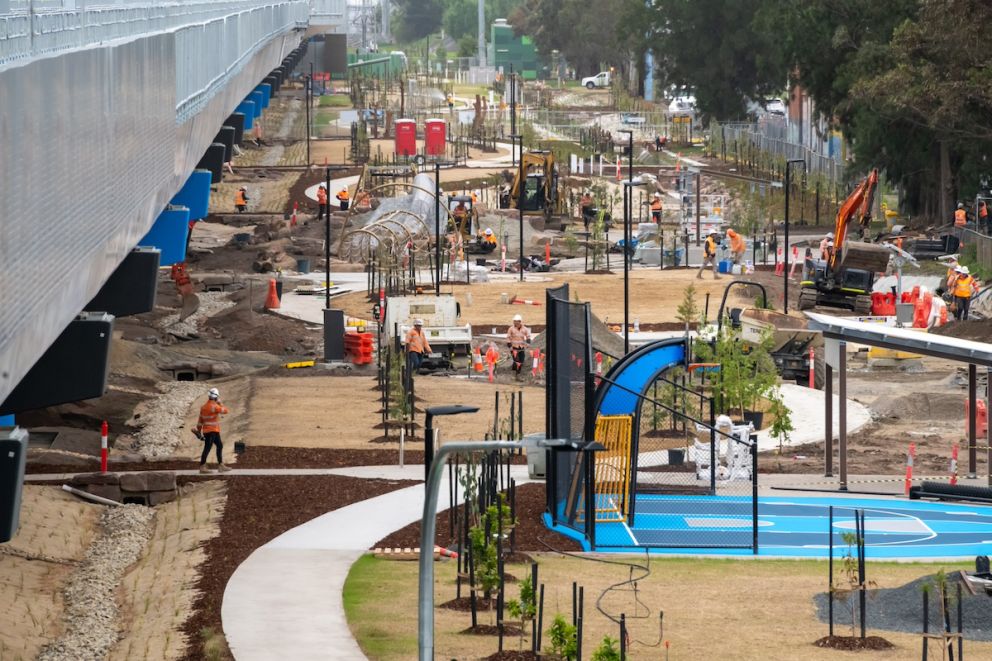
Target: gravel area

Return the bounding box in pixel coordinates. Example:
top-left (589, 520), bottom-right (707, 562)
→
top-left (813, 573), bottom-right (992, 641)
top-left (157, 291), bottom-right (237, 338)
top-left (120, 382), bottom-right (204, 457)
top-left (38, 505), bottom-right (155, 661)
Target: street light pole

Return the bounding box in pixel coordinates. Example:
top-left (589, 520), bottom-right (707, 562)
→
top-left (510, 134), bottom-right (524, 281)
top-left (784, 158), bottom-right (806, 314)
top-left (325, 165), bottom-right (331, 309)
top-left (435, 161), bottom-right (442, 295)
top-left (510, 65), bottom-right (517, 166)
top-left (618, 130), bottom-right (634, 354)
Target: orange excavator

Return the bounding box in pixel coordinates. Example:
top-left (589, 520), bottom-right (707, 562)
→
top-left (798, 168), bottom-right (891, 314)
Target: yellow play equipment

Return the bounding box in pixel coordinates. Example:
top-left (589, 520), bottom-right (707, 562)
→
top-left (575, 414), bottom-right (633, 523)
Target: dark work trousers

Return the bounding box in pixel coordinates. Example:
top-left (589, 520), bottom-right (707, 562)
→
top-left (318, 203), bottom-right (327, 220)
top-left (339, 199), bottom-right (350, 211)
top-left (955, 295), bottom-right (971, 321)
top-left (511, 347), bottom-right (526, 373)
top-left (201, 432), bottom-right (223, 464)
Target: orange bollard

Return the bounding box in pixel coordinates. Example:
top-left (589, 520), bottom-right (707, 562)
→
top-left (904, 442), bottom-right (915, 496)
top-left (485, 344), bottom-right (499, 383)
top-left (950, 443), bottom-right (959, 486)
top-left (545, 241), bottom-right (551, 266)
top-left (472, 347), bottom-right (484, 373)
top-left (264, 278), bottom-right (280, 309)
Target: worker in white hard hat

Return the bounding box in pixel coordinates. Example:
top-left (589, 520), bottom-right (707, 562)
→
top-left (506, 314), bottom-right (531, 380)
top-left (819, 232), bottom-right (834, 261)
top-left (405, 318), bottom-right (432, 373)
top-left (950, 265), bottom-right (978, 321)
top-left (196, 387), bottom-right (230, 473)
top-left (955, 202), bottom-right (968, 227)
top-left (650, 192), bottom-right (663, 223)
top-left (482, 227), bottom-right (497, 246)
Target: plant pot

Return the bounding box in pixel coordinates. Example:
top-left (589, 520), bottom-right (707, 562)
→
top-left (742, 411), bottom-right (764, 429)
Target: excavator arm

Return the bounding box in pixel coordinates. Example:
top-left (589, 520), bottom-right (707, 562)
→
top-left (509, 151), bottom-right (557, 213)
top-left (828, 168), bottom-right (887, 274)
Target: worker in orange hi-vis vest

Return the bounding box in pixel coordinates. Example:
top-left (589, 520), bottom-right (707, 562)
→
top-left (235, 187), bottom-right (249, 213)
top-left (506, 314), bottom-right (532, 381)
top-left (405, 318), bottom-right (432, 373)
top-left (954, 203), bottom-right (968, 227)
top-left (316, 185), bottom-right (328, 220)
top-left (196, 388), bottom-right (230, 473)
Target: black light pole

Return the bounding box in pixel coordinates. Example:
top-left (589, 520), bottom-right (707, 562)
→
top-left (618, 130), bottom-right (634, 354)
top-left (435, 160), bottom-right (442, 294)
top-left (784, 158), bottom-right (805, 313)
top-left (306, 63), bottom-right (313, 167)
top-left (509, 134), bottom-right (525, 281)
top-left (325, 165), bottom-right (332, 309)
top-left (510, 65), bottom-right (517, 166)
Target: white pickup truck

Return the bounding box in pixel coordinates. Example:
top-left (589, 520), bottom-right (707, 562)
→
top-left (383, 295), bottom-right (472, 355)
top-left (581, 71), bottom-right (611, 89)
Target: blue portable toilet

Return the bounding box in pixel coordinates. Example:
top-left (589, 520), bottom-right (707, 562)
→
top-left (255, 83), bottom-right (271, 109)
top-left (170, 170), bottom-right (212, 221)
top-left (236, 101), bottom-right (255, 129)
top-left (250, 91), bottom-right (264, 118)
top-left (139, 206), bottom-right (191, 266)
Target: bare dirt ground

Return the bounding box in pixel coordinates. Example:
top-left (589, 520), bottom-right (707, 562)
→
top-left (110, 481), bottom-right (225, 661)
top-left (0, 486), bottom-right (100, 660)
top-left (334, 269), bottom-right (753, 327)
top-left (243, 374), bottom-right (544, 449)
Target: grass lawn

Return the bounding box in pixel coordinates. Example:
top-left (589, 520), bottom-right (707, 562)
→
top-left (345, 553), bottom-right (988, 660)
top-left (318, 94), bottom-right (352, 108)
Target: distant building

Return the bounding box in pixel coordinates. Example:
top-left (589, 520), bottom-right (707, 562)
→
top-left (488, 19), bottom-right (541, 80)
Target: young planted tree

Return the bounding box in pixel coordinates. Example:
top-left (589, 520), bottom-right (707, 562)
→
top-left (675, 283), bottom-right (701, 326)
top-left (506, 574), bottom-right (537, 649)
top-left (590, 635), bottom-right (621, 661)
top-left (547, 614), bottom-right (578, 660)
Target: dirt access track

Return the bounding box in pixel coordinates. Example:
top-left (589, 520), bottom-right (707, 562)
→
top-left (333, 269), bottom-right (755, 327)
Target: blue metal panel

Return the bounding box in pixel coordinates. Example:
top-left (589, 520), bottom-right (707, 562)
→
top-left (237, 101), bottom-right (256, 129)
top-left (250, 91), bottom-right (264, 118)
top-left (255, 83), bottom-right (272, 108)
top-left (0, 415), bottom-right (13, 426)
top-left (597, 340), bottom-right (686, 417)
top-left (170, 169), bottom-right (212, 221)
top-left (140, 206), bottom-right (191, 266)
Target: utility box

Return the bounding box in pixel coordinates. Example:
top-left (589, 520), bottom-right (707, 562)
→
top-left (0, 426), bottom-right (28, 543)
top-left (395, 119), bottom-right (417, 156)
top-left (384, 295), bottom-right (471, 355)
top-left (425, 119), bottom-right (446, 156)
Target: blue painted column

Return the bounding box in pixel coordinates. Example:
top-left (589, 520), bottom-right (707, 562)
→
top-left (0, 415), bottom-right (13, 426)
top-left (170, 169), bottom-right (212, 221)
top-left (139, 206), bottom-right (191, 266)
top-left (236, 101), bottom-right (256, 129)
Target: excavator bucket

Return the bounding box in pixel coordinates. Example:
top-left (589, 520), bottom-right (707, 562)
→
top-left (179, 293), bottom-right (200, 321)
top-left (838, 241), bottom-right (890, 273)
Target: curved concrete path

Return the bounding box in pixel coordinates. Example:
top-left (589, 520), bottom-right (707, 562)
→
top-left (221, 464), bottom-right (533, 660)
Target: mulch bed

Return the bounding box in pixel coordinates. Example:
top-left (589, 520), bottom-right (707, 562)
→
top-left (463, 624), bottom-right (524, 637)
top-left (285, 167), bottom-right (363, 216)
top-left (374, 482), bottom-right (583, 553)
top-left (441, 595), bottom-right (496, 612)
top-left (179, 474), bottom-right (415, 660)
top-left (813, 636), bottom-right (894, 651)
top-left (486, 651), bottom-right (541, 660)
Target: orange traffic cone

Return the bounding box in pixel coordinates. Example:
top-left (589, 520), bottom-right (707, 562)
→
top-left (472, 347), bottom-right (484, 373)
top-left (265, 278), bottom-right (280, 309)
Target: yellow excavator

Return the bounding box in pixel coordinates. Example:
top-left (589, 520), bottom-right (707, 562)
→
top-left (798, 168), bottom-right (891, 314)
top-left (508, 151), bottom-right (561, 219)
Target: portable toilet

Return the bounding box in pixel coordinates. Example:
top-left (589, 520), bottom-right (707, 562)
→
top-left (425, 119), bottom-right (446, 156)
top-left (395, 119), bottom-right (416, 156)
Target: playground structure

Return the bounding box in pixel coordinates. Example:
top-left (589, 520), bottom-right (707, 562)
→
top-left (542, 283), bottom-right (760, 552)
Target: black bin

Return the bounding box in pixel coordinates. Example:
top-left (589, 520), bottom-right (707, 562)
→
top-left (0, 427), bottom-right (28, 543)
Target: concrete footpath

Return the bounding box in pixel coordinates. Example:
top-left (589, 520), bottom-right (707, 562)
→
top-left (221, 465), bottom-right (533, 661)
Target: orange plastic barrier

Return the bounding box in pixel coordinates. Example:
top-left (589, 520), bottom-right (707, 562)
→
top-left (344, 331), bottom-right (374, 365)
top-left (965, 398), bottom-right (989, 438)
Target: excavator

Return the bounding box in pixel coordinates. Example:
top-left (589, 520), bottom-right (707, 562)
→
top-left (798, 168), bottom-right (891, 314)
top-left (508, 151), bottom-right (561, 220)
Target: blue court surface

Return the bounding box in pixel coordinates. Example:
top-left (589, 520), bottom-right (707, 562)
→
top-left (546, 495), bottom-right (992, 559)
